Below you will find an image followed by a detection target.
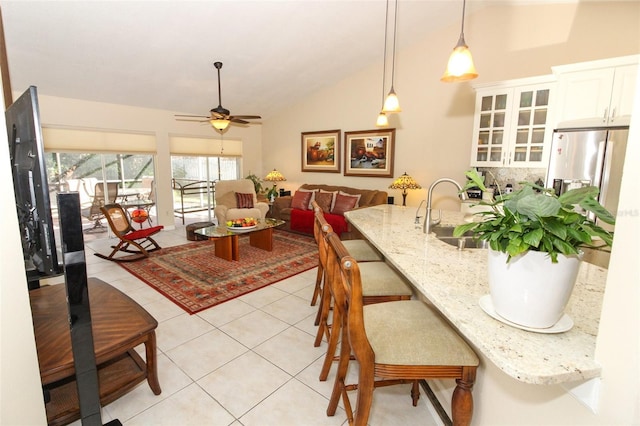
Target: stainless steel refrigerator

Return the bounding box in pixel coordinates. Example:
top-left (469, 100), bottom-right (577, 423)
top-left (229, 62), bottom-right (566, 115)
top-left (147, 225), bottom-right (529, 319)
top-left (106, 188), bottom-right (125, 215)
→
top-left (546, 126), bottom-right (628, 231)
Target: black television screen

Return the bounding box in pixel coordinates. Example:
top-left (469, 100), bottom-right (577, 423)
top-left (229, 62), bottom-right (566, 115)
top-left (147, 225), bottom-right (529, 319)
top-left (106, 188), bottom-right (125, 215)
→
top-left (6, 86), bottom-right (62, 286)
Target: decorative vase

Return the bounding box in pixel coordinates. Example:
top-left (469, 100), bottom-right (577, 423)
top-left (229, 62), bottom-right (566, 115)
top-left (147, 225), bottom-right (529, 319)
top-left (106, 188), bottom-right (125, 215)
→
top-left (487, 249), bottom-right (582, 329)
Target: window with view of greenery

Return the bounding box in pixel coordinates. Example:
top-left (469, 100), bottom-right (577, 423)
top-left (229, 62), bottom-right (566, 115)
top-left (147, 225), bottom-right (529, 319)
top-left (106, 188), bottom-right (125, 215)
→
top-left (45, 152), bottom-right (155, 208)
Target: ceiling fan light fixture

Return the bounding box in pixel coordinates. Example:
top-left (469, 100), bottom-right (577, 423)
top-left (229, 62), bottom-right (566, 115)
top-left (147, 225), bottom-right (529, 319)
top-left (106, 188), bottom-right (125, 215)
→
top-left (176, 61), bottom-right (261, 130)
top-left (442, 0), bottom-right (478, 83)
top-left (210, 118), bottom-right (230, 131)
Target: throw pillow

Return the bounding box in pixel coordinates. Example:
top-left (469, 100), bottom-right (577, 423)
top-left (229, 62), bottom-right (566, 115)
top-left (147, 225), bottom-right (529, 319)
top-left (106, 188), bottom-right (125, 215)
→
top-left (314, 192), bottom-right (333, 213)
top-left (217, 192), bottom-right (237, 208)
top-left (319, 189), bottom-right (338, 211)
top-left (332, 193), bottom-right (359, 216)
top-left (297, 188), bottom-right (318, 209)
top-left (338, 190), bottom-right (361, 208)
top-left (235, 192), bottom-right (254, 208)
top-left (291, 190), bottom-right (313, 211)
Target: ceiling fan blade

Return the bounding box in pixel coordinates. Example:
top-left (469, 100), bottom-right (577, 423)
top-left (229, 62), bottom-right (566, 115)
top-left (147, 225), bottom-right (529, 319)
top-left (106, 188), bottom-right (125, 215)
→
top-left (230, 115), bottom-right (261, 120)
top-left (176, 117), bottom-right (209, 123)
top-left (175, 114), bottom-right (209, 119)
top-left (230, 118), bottom-right (250, 125)
top-left (210, 109), bottom-right (227, 119)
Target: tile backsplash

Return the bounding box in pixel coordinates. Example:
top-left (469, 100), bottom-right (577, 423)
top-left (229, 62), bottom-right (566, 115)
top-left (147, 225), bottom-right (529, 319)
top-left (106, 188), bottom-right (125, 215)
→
top-left (478, 167), bottom-right (546, 192)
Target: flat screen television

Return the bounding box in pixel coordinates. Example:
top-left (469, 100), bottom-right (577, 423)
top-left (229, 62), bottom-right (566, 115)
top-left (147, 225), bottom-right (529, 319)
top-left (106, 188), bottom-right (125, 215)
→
top-left (6, 86), bottom-right (62, 287)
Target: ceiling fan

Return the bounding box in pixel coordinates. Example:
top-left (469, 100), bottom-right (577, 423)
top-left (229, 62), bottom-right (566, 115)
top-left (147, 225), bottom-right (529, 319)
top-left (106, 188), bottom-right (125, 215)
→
top-left (175, 61), bottom-right (261, 131)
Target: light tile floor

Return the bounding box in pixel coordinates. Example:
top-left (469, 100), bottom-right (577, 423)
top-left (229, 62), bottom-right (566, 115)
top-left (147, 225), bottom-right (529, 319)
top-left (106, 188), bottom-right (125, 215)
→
top-left (46, 213), bottom-right (442, 426)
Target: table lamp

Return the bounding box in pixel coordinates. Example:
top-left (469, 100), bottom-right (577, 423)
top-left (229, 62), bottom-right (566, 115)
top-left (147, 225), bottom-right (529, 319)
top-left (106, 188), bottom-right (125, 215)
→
top-left (388, 172), bottom-right (421, 206)
top-left (264, 169), bottom-right (286, 202)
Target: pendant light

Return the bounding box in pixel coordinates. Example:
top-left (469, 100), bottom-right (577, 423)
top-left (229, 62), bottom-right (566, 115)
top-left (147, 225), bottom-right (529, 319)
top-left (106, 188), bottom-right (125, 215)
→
top-left (376, 0), bottom-right (390, 127)
top-left (382, 0), bottom-right (401, 113)
top-left (441, 0), bottom-right (478, 82)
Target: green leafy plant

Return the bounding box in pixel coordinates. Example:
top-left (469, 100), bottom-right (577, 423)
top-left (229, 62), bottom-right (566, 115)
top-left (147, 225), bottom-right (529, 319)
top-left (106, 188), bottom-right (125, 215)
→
top-left (454, 169), bottom-right (615, 263)
top-left (266, 185), bottom-right (279, 201)
top-left (245, 172), bottom-right (264, 195)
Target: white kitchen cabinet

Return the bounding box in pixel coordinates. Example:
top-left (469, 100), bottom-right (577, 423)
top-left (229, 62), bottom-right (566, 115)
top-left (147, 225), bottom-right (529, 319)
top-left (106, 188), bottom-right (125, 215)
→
top-left (552, 55), bottom-right (639, 127)
top-left (470, 76), bottom-right (556, 168)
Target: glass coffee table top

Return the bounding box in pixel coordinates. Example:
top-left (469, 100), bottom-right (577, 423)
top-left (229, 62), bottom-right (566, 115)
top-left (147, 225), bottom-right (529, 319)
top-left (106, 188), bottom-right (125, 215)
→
top-left (194, 217), bottom-right (285, 239)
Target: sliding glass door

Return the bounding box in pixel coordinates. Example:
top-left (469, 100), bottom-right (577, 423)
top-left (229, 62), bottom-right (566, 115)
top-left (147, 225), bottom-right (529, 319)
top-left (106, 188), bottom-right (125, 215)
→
top-left (171, 155), bottom-right (240, 223)
top-left (45, 152), bottom-right (156, 231)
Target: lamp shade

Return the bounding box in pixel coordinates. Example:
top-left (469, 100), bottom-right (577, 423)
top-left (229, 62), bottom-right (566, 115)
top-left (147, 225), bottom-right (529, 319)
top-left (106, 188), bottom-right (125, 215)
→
top-left (441, 37), bottom-right (478, 82)
top-left (210, 118), bottom-right (230, 131)
top-left (382, 87), bottom-right (401, 113)
top-left (264, 169), bottom-right (286, 182)
top-left (389, 172), bottom-right (421, 191)
top-left (389, 172), bottom-right (421, 206)
top-left (376, 111), bottom-right (389, 127)
top-left (441, 0), bottom-right (478, 83)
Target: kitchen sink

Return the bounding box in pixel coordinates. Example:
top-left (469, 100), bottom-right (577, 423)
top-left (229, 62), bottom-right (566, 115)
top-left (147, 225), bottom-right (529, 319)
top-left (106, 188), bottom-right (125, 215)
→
top-left (431, 226), bottom-right (473, 238)
top-left (431, 226), bottom-right (488, 249)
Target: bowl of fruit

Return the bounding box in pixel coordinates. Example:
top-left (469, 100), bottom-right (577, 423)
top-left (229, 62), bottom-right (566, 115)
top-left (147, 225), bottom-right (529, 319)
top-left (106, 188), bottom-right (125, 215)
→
top-left (226, 218), bottom-right (258, 232)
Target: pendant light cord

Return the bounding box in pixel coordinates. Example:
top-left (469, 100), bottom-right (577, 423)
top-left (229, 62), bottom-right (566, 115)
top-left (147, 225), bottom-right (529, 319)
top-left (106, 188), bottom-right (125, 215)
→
top-left (390, 0), bottom-right (398, 88)
top-left (460, 0), bottom-right (467, 37)
top-left (381, 0), bottom-right (389, 106)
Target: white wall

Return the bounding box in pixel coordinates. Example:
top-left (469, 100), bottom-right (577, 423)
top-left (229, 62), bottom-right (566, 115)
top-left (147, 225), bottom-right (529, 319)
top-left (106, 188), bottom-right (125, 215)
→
top-left (0, 65), bottom-right (47, 425)
top-left (593, 67), bottom-right (640, 424)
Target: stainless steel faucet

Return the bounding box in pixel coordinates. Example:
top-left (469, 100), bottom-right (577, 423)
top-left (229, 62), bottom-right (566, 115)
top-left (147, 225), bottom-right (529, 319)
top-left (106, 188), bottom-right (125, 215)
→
top-left (422, 178), bottom-right (466, 234)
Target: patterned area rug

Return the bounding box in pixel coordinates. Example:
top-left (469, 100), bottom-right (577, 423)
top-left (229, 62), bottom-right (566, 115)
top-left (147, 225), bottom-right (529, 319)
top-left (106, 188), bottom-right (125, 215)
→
top-left (119, 230), bottom-right (317, 314)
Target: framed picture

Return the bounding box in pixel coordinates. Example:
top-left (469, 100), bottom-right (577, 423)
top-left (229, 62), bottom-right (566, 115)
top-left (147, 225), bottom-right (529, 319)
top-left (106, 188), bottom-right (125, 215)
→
top-left (344, 129), bottom-right (395, 177)
top-left (301, 129), bottom-right (341, 173)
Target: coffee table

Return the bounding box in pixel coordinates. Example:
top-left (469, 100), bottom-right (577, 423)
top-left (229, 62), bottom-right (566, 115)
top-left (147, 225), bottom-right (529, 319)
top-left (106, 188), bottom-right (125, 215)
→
top-left (195, 217), bottom-right (285, 261)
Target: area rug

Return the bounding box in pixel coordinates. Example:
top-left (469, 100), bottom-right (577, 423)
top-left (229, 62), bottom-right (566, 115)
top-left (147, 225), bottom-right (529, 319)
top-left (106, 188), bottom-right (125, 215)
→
top-left (119, 230), bottom-right (317, 314)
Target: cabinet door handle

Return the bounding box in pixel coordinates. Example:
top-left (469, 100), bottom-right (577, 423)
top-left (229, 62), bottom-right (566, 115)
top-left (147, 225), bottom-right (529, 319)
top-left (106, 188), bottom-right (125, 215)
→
top-left (610, 107), bottom-right (617, 122)
top-left (602, 108), bottom-right (608, 123)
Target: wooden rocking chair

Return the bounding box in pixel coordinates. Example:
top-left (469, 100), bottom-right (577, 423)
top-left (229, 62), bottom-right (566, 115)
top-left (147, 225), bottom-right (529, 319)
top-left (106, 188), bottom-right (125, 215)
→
top-left (95, 203), bottom-right (164, 262)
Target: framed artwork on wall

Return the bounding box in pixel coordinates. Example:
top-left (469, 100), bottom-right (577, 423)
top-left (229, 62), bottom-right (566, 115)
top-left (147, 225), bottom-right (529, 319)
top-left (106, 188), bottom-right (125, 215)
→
top-left (344, 129), bottom-right (395, 177)
top-left (301, 129), bottom-right (341, 173)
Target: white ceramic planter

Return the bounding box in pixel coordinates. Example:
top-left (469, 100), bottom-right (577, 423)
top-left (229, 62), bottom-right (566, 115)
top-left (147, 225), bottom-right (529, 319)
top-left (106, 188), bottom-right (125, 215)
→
top-left (487, 249), bottom-right (582, 329)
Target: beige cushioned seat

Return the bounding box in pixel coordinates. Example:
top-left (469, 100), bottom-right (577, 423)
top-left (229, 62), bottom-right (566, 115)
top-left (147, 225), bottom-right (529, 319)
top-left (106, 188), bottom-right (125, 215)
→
top-left (364, 300), bottom-right (479, 366)
top-left (341, 240), bottom-right (383, 262)
top-left (325, 231), bottom-right (480, 426)
top-left (358, 262), bottom-right (413, 298)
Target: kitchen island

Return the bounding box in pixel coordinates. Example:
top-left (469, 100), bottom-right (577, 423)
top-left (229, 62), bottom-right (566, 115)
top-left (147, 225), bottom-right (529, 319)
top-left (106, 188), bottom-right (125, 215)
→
top-left (345, 204), bottom-right (609, 422)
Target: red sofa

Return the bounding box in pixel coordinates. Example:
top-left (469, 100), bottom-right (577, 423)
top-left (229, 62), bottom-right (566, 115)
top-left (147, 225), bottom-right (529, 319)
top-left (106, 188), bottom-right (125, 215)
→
top-left (270, 184), bottom-right (388, 240)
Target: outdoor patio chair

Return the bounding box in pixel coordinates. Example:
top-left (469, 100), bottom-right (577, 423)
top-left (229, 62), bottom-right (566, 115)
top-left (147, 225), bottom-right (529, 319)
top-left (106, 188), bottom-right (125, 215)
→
top-left (82, 181), bottom-right (118, 232)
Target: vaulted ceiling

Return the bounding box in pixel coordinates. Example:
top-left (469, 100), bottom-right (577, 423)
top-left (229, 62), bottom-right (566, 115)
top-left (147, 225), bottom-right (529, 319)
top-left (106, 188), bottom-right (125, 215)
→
top-left (1, 1), bottom-right (524, 120)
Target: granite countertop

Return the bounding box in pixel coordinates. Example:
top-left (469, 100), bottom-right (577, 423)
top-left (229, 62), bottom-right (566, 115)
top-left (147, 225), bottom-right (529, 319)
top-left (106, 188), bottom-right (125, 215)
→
top-left (345, 204), bottom-right (608, 385)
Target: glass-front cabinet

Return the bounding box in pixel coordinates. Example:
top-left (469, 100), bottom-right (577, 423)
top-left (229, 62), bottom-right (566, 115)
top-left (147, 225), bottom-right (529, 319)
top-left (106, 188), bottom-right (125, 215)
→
top-left (470, 76), bottom-right (556, 168)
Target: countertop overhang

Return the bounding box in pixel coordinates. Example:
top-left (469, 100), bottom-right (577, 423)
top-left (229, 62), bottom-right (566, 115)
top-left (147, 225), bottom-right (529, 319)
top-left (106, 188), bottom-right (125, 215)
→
top-left (345, 205), bottom-right (607, 385)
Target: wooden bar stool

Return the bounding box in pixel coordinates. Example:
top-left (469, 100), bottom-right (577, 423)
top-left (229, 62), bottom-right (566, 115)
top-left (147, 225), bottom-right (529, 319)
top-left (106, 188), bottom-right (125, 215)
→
top-left (324, 231), bottom-right (479, 426)
top-left (310, 201), bottom-right (383, 309)
top-left (313, 208), bottom-right (413, 382)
